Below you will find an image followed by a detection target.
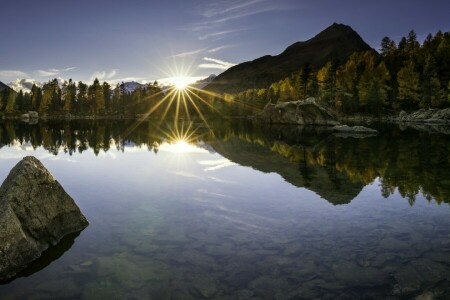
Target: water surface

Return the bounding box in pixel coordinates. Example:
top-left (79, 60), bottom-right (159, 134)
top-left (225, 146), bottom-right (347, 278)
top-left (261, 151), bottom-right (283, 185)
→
top-left (0, 120), bottom-right (449, 299)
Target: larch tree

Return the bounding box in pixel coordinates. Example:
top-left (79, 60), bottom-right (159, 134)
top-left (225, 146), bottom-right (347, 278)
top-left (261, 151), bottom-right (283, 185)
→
top-left (397, 61), bottom-right (420, 110)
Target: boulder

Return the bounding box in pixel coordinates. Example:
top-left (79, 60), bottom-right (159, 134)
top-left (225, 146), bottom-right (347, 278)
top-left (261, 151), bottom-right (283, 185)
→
top-left (398, 108), bottom-right (450, 123)
top-left (0, 156), bottom-right (88, 281)
top-left (28, 111), bottom-right (39, 119)
top-left (261, 99), bottom-right (339, 125)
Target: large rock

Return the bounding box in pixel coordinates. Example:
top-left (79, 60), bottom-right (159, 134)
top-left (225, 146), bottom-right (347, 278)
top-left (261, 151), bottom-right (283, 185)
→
top-left (398, 108), bottom-right (450, 123)
top-left (0, 156), bottom-right (88, 281)
top-left (28, 111), bottom-right (39, 119)
top-left (260, 99), bottom-right (339, 125)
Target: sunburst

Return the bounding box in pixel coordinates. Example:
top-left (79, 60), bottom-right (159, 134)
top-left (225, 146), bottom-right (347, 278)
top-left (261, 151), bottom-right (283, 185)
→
top-left (120, 60), bottom-right (261, 144)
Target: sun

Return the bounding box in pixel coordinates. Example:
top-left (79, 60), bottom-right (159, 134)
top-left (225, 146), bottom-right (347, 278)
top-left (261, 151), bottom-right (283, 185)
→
top-left (171, 76), bottom-right (192, 90)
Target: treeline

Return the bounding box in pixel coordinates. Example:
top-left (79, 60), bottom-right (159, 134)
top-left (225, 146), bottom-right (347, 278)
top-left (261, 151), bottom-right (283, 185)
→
top-left (0, 79), bottom-right (164, 116)
top-left (228, 30), bottom-right (450, 115)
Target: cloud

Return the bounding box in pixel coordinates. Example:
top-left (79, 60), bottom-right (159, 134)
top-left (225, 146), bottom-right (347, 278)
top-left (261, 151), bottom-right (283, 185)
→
top-left (0, 70), bottom-right (29, 79)
top-left (208, 45), bottom-right (235, 53)
top-left (37, 67), bottom-right (76, 77)
top-left (201, 0), bottom-right (266, 18)
top-left (90, 69), bottom-right (118, 81)
top-left (197, 158), bottom-right (237, 171)
top-left (189, 0), bottom-right (297, 41)
top-left (171, 48), bottom-right (206, 58)
top-left (212, 5), bottom-right (281, 24)
top-left (198, 30), bottom-right (243, 41)
top-left (198, 57), bottom-right (236, 70)
top-left (8, 78), bottom-right (40, 93)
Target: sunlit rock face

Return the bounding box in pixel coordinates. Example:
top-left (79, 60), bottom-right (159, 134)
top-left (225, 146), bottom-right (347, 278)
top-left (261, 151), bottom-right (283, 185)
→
top-left (0, 156), bottom-right (88, 282)
top-left (260, 99), bottom-right (339, 125)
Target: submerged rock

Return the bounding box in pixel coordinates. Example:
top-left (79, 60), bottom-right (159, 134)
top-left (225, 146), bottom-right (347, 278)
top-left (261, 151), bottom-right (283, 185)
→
top-left (0, 156), bottom-right (88, 282)
top-left (260, 99), bottom-right (339, 125)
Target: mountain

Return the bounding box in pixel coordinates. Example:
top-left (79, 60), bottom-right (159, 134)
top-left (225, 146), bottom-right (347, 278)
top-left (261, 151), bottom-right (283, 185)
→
top-left (0, 81), bottom-right (11, 93)
top-left (205, 23), bottom-right (373, 94)
top-left (192, 74), bottom-right (216, 89)
top-left (121, 81), bottom-right (144, 93)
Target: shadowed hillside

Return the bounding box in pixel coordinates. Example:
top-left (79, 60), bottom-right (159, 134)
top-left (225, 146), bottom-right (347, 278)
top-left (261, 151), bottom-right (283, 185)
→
top-left (205, 23), bottom-right (373, 94)
top-left (0, 82), bottom-right (11, 93)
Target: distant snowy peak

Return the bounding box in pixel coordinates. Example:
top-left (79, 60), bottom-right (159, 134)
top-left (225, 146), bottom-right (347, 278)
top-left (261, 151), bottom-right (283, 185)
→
top-left (121, 81), bottom-right (144, 93)
top-left (7, 79), bottom-right (40, 93)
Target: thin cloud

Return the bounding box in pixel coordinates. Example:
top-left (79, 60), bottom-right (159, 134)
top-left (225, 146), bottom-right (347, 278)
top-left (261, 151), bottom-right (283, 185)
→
top-left (201, 0), bottom-right (266, 18)
top-left (37, 67), bottom-right (76, 77)
top-left (198, 30), bottom-right (241, 41)
top-left (90, 69), bottom-right (118, 81)
top-left (212, 5), bottom-right (283, 24)
top-left (0, 70), bottom-right (29, 78)
top-left (190, 0), bottom-right (297, 41)
top-left (198, 57), bottom-right (236, 70)
top-left (208, 45), bottom-right (235, 53)
top-left (171, 48), bottom-right (206, 58)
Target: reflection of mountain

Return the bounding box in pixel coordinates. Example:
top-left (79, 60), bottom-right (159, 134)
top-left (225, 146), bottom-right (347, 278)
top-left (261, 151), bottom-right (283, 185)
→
top-left (0, 120), bottom-right (449, 205)
top-left (209, 126), bottom-right (365, 205)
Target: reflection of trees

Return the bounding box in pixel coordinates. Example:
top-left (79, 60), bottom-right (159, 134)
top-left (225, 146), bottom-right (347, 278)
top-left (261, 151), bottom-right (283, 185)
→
top-left (0, 121), bottom-right (449, 205)
top-left (210, 122), bottom-right (450, 205)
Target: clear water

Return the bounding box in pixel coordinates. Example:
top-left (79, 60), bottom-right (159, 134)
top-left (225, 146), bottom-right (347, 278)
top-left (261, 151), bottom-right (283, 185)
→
top-left (0, 120), bottom-right (449, 299)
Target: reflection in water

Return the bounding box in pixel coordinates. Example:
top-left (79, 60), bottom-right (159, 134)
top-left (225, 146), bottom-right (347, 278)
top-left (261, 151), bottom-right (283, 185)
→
top-left (0, 120), bottom-right (450, 299)
top-left (1, 120), bottom-right (449, 205)
top-left (1, 232), bottom-right (81, 284)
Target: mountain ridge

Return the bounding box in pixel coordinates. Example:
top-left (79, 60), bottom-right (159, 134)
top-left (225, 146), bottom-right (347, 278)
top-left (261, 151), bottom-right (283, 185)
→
top-left (205, 23), bottom-right (373, 94)
top-left (0, 81), bottom-right (11, 93)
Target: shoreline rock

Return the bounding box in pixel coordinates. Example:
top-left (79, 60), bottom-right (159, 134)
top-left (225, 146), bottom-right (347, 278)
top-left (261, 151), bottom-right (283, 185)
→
top-left (397, 108), bottom-right (450, 124)
top-left (0, 156), bottom-right (88, 282)
top-left (260, 98), bottom-right (339, 125)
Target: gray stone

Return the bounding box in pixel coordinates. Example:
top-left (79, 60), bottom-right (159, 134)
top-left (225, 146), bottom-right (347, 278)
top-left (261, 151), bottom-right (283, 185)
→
top-left (0, 156), bottom-right (89, 281)
top-left (28, 111), bottom-right (39, 118)
top-left (398, 108), bottom-right (450, 124)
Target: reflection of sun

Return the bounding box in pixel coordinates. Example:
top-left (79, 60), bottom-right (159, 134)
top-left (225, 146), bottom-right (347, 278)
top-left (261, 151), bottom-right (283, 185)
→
top-left (171, 140), bottom-right (191, 152)
top-left (159, 139), bottom-right (207, 154)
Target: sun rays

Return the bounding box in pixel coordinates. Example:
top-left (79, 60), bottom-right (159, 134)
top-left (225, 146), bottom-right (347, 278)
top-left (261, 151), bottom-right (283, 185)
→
top-left (118, 58), bottom-right (262, 149)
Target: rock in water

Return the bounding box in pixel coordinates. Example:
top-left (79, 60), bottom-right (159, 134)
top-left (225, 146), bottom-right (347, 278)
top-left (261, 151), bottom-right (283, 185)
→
top-left (0, 156), bottom-right (88, 281)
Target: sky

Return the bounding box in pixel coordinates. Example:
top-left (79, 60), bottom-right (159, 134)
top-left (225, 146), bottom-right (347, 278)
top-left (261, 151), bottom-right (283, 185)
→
top-left (0, 0), bottom-right (449, 90)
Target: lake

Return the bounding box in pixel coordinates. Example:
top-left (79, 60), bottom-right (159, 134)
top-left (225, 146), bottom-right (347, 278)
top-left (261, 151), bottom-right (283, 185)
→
top-left (0, 120), bottom-right (449, 299)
